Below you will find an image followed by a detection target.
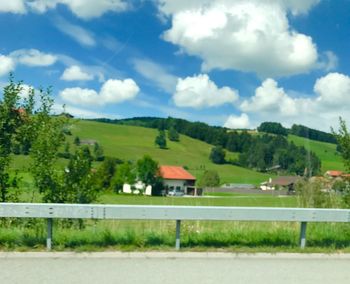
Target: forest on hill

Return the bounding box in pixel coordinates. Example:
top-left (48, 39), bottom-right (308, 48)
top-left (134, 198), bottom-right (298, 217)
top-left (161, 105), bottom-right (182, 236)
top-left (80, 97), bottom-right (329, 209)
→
top-left (89, 117), bottom-right (322, 175)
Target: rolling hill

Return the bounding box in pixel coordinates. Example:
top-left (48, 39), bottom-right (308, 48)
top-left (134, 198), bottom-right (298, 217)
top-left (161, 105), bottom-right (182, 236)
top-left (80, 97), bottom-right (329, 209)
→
top-left (10, 120), bottom-right (345, 188)
top-left (288, 135), bottom-right (344, 172)
top-left (70, 120), bottom-right (271, 185)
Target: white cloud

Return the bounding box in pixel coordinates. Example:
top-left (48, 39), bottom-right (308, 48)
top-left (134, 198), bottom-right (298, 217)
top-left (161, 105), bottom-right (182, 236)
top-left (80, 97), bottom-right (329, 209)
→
top-left (241, 78), bottom-right (298, 116)
top-left (27, 0), bottom-right (128, 19)
top-left (132, 58), bottom-right (177, 93)
top-left (60, 65), bottom-right (94, 81)
top-left (60, 88), bottom-right (98, 106)
top-left (0, 0), bottom-right (26, 13)
top-left (314, 72), bottom-right (350, 107)
top-left (173, 74), bottom-right (238, 108)
top-left (53, 104), bottom-right (121, 119)
top-left (60, 78), bottom-right (140, 106)
top-left (317, 51), bottom-right (338, 71)
top-left (237, 72), bottom-right (350, 131)
top-left (10, 49), bottom-right (57, 66)
top-left (157, 0), bottom-right (319, 16)
top-left (158, 0), bottom-right (324, 77)
top-left (0, 55), bottom-right (15, 77)
top-left (224, 113), bottom-right (250, 129)
top-left (53, 17), bottom-right (96, 47)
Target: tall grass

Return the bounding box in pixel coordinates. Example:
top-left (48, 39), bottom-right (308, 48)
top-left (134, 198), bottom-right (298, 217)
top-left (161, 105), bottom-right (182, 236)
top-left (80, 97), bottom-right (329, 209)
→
top-left (0, 219), bottom-right (349, 252)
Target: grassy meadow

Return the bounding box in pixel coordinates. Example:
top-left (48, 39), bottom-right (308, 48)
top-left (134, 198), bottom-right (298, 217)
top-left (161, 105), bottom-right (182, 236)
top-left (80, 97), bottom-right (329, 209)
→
top-left (288, 135), bottom-right (344, 172)
top-left (11, 120), bottom-right (345, 190)
top-left (68, 120), bottom-right (271, 185)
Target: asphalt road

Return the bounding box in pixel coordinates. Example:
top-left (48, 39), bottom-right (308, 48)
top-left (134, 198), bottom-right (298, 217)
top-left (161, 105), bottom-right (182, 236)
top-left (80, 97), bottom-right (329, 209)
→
top-left (1, 252), bottom-right (349, 284)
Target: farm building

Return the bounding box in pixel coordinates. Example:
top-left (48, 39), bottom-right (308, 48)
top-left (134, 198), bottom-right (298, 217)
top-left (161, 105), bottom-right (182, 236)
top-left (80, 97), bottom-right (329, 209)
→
top-left (159, 165), bottom-right (199, 195)
top-left (325, 170), bottom-right (343, 178)
top-left (260, 176), bottom-right (301, 192)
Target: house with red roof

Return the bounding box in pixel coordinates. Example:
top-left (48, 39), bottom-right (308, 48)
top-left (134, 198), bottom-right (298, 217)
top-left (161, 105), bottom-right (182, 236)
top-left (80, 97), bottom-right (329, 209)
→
top-left (159, 165), bottom-right (198, 195)
top-left (325, 170), bottom-right (343, 178)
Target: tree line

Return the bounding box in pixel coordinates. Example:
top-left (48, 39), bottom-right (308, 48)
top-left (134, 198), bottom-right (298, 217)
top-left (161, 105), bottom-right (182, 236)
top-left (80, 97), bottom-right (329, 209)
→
top-left (257, 121), bottom-right (337, 144)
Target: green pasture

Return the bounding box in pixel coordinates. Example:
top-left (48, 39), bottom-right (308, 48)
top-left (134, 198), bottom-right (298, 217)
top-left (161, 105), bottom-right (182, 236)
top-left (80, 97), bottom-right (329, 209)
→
top-left (288, 135), bottom-right (344, 172)
top-left (69, 120), bottom-right (271, 184)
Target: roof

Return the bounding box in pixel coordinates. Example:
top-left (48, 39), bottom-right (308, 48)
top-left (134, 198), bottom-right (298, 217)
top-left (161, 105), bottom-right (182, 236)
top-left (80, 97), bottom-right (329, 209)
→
top-left (269, 176), bottom-right (300, 186)
top-left (326, 170), bottom-right (343, 177)
top-left (159, 166), bottom-right (196, 181)
top-left (341, 174), bottom-right (350, 178)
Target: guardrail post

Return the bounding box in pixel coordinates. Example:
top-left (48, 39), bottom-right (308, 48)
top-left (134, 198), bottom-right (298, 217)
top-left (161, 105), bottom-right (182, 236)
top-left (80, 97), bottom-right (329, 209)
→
top-left (175, 220), bottom-right (181, 250)
top-left (47, 218), bottom-right (53, 251)
top-left (299, 221), bottom-right (307, 249)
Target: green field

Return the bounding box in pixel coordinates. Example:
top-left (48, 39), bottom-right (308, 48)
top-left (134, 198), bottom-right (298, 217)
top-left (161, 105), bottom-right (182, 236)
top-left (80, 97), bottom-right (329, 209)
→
top-left (99, 193), bottom-right (297, 207)
top-left (68, 120), bottom-right (271, 185)
top-left (10, 121), bottom-right (346, 190)
top-left (288, 135), bottom-right (344, 172)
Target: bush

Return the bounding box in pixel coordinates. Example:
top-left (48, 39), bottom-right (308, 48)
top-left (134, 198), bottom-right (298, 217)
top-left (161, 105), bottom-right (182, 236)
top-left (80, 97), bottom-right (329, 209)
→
top-left (198, 170), bottom-right (220, 187)
top-left (209, 146), bottom-right (226, 164)
top-left (296, 180), bottom-right (341, 208)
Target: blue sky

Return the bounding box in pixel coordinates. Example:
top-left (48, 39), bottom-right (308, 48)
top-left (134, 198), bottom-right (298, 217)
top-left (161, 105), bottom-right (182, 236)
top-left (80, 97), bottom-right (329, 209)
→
top-left (0, 0), bottom-right (349, 131)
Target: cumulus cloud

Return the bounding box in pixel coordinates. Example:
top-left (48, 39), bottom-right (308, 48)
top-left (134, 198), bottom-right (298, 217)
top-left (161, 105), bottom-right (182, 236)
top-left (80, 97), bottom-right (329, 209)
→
top-left (158, 0), bottom-right (325, 77)
top-left (238, 72), bottom-right (350, 131)
top-left (60, 78), bottom-right (140, 106)
top-left (0, 0), bottom-right (26, 13)
top-left (53, 17), bottom-right (96, 47)
top-left (60, 65), bottom-right (94, 81)
top-left (1, 0), bottom-right (128, 19)
top-left (173, 74), bottom-right (238, 108)
top-left (10, 49), bottom-right (57, 66)
top-left (314, 72), bottom-right (350, 107)
top-left (224, 113), bottom-right (250, 129)
top-left (132, 58), bottom-right (177, 93)
top-left (0, 55), bottom-right (15, 77)
top-left (241, 78), bottom-right (298, 116)
top-left (37, 0), bottom-right (127, 19)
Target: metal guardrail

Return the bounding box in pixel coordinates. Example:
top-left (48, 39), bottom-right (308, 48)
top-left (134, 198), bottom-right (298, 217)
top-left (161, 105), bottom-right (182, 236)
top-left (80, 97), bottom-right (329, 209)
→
top-left (1, 203), bottom-right (350, 250)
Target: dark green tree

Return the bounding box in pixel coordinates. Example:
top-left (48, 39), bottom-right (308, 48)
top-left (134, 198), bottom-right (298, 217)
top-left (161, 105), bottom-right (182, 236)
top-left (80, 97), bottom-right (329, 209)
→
top-left (209, 146), bottom-right (226, 164)
top-left (93, 142), bottom-right (105, 161)
top-left (198, 170), bottom-right (220, 187)
top-left (30, 89), bottom-right (68, 203)
top-left (155, 130), bottom-right (167, 149)
top-left (63, 146), bottom-right (100, 204)
top-left (136, 155), bottom-right (161, 188)
top-left (0, 77), bottom-right (32, 202)
top-left (74, 136), bottom-right (80, 146)
top-left (168, 126), bottom-right (180, 142)
top-left (111, 162), bottom-right (136, 193)
top-left (257, 122), bottom-right (288, 136)
top-left (95, 157), bottom-right (118, 189)
top-left (332, 117), bottom-right (350, 172)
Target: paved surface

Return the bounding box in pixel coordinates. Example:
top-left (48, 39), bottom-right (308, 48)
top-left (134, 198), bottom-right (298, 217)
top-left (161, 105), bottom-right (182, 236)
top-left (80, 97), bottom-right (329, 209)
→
top-left (1, 252), bottom-right (350, 284)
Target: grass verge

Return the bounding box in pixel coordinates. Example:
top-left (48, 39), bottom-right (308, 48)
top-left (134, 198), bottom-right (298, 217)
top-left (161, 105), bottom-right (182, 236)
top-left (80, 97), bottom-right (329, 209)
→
top-left (1, 220), bottom-right (349, 252)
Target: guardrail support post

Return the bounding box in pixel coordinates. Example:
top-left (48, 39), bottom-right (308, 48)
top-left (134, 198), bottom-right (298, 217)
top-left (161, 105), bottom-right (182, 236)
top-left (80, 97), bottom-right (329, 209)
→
top-left (299, 221), bottom-right (307, 249)
top-left (47, 218), bottom-right (53, 251)
top-left (175, 220), bottom-right (181, 250)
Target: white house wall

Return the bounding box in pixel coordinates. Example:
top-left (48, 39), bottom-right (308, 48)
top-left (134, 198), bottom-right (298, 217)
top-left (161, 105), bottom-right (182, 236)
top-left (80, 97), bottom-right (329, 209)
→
top-left (164, 179), bottom-right (187, 190)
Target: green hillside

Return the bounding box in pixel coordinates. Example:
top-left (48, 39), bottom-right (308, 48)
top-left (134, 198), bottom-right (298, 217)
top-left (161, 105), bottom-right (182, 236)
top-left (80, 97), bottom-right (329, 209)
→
top-left (288, 134), bottom-right (344, 172)
top-left (70, 120), bottom-right (270, 185)
top-left (10, 121), bottom-right (345, 188)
